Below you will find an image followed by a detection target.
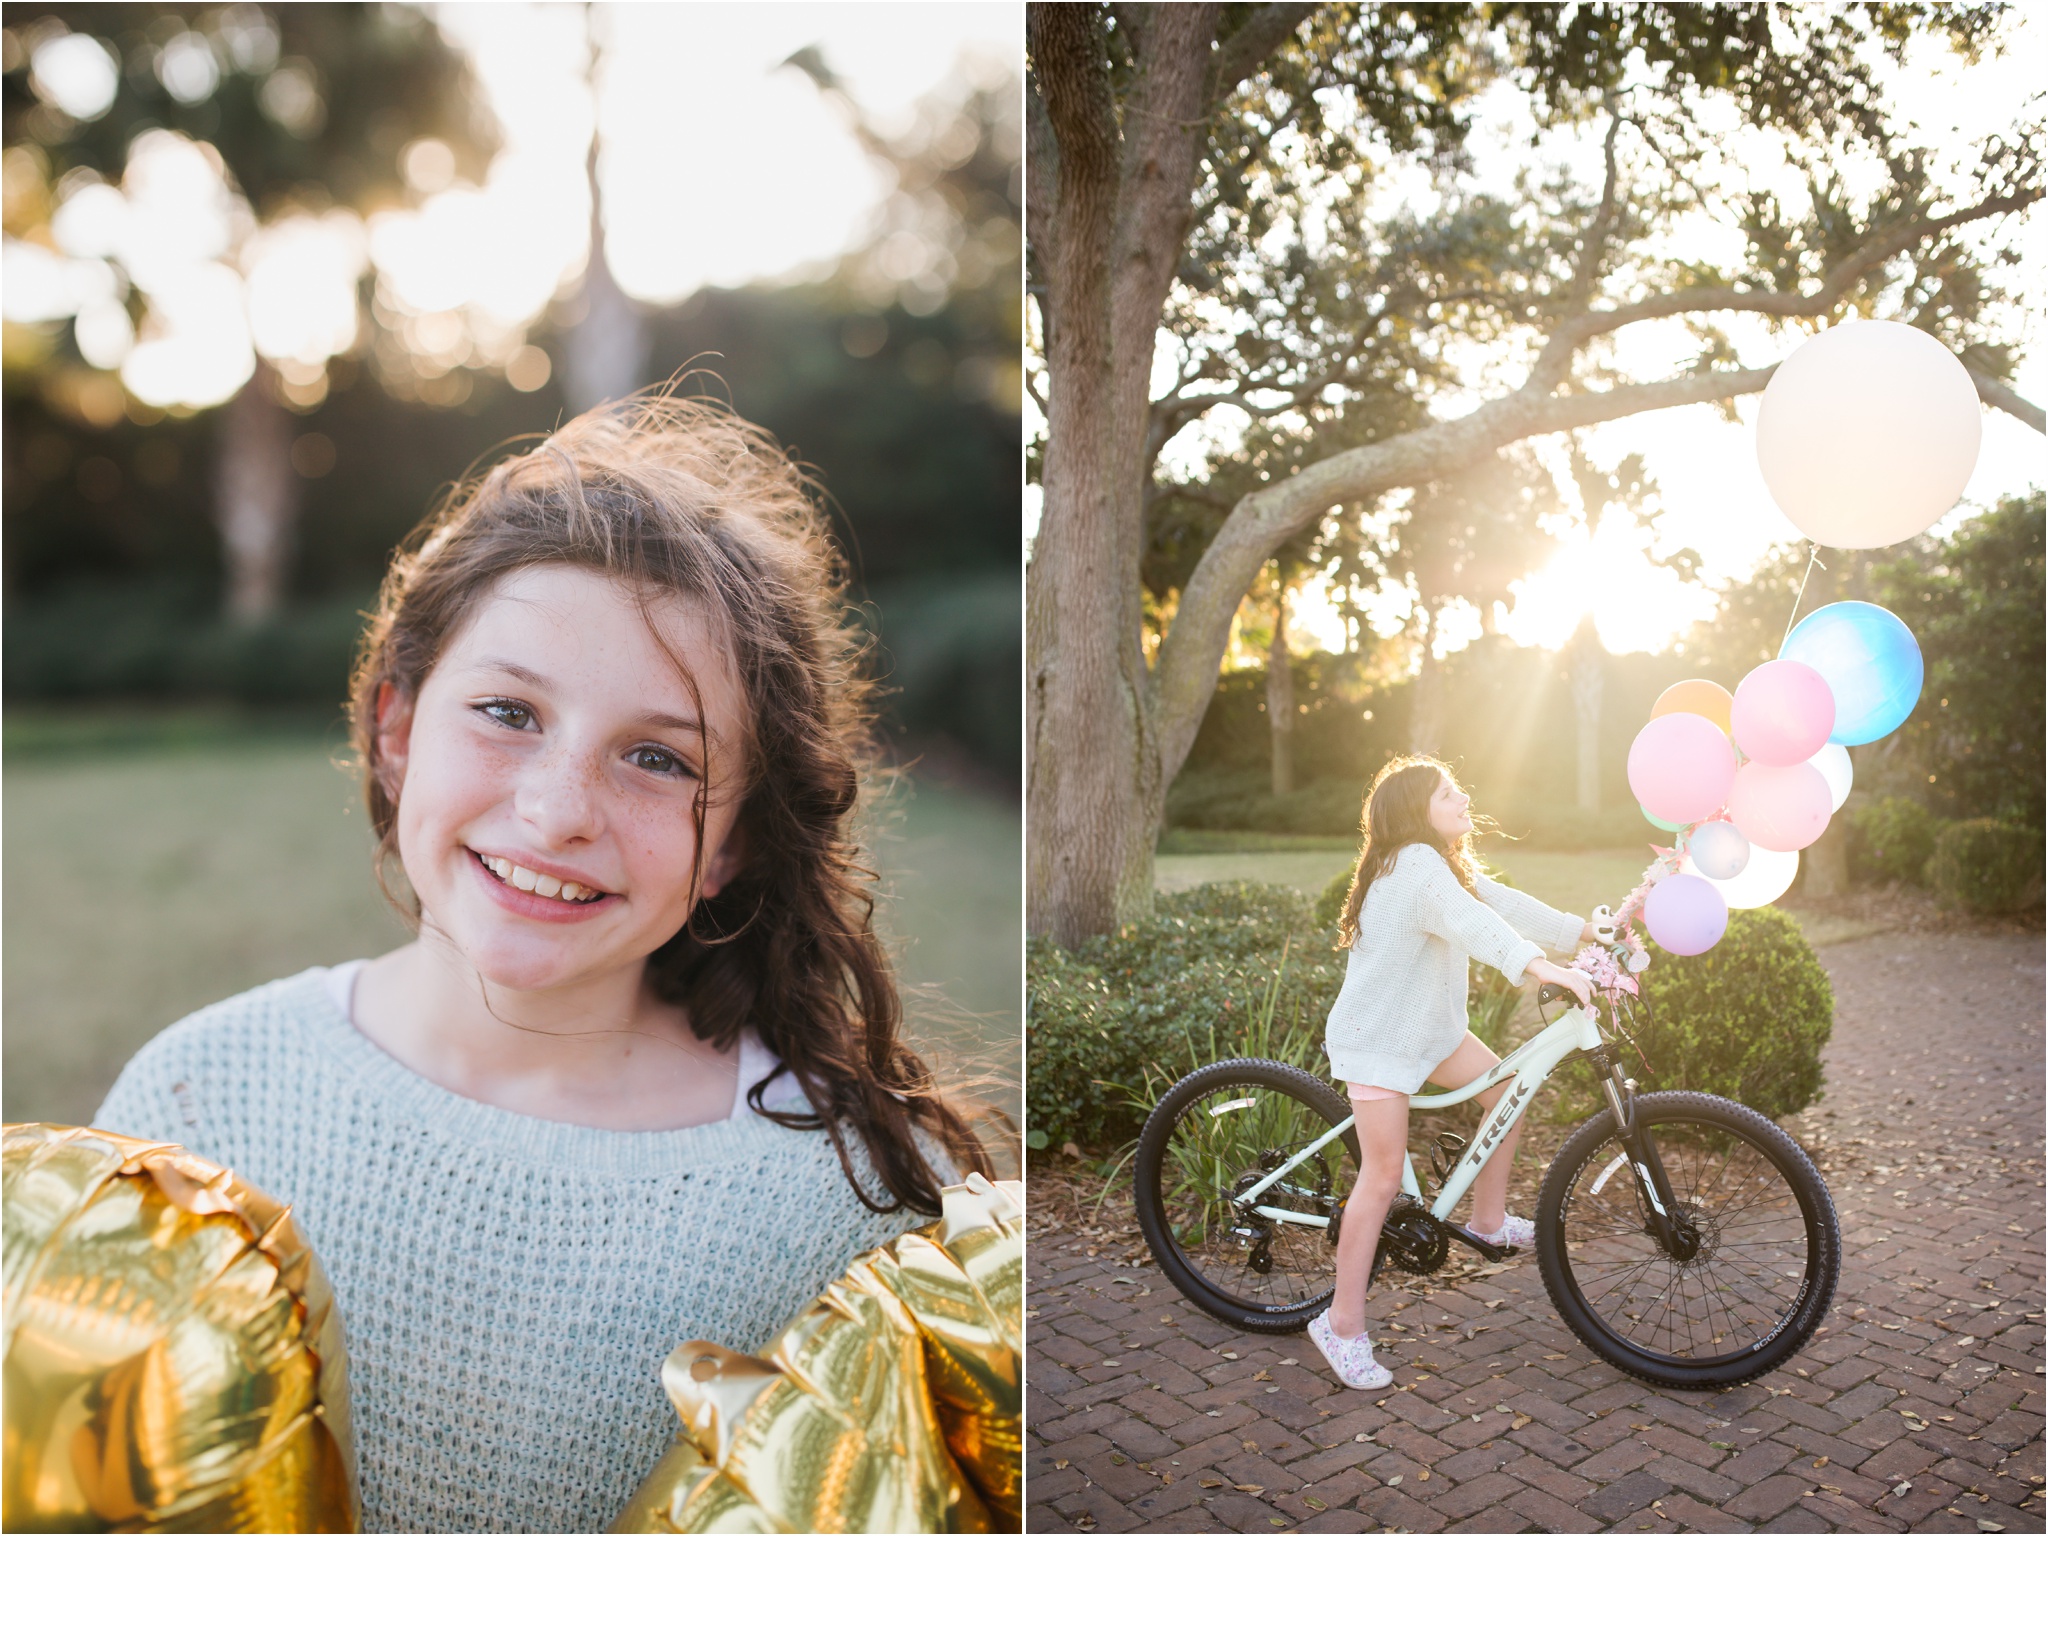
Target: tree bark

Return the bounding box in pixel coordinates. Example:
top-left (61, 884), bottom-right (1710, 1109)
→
top-left (1026, 5), bottom-right (1221, 943)
top-left (1267, 582), bottom-right (1294, 796)
top-left (215, 363), bottom-right (298, 624)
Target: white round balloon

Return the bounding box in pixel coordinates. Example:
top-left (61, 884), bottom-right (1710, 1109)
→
top-left (1688, 819), bottom-right (1751, 880)
top-left (1756, 322), bottom-right (1982, 550)
top-left (1682, 843), bottom-right (1800, 910)
top-left (1810, 742), bottom-right (1853, 813)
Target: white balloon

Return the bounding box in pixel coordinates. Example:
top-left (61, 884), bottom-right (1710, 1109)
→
top-left (1688, 819), bottom-right (1751, 880)
top-left (1810, 742), bottom-right (1853, 813)
top-left (1682, 843), bottom-right (1800, 910)
top-left (1756, 322), bottom-right (1982, 550)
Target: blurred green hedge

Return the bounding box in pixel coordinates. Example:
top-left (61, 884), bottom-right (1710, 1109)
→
top-left (1926, 818), bottom-right (2044, 914)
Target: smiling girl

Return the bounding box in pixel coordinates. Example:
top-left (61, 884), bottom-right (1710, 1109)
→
top-left (94, 396), bottom-right (990, 1532)
top-left (1308, 756), bottom-right (1596, 1391)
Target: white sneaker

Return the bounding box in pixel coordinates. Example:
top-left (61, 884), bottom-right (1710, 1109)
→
top-left (1470, 1213), bottom-right (1534, 1250)
top-left (1307, 1311), bottom-right (1393, 1389)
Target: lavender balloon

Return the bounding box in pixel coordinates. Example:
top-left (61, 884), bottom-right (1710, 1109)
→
top-left (1644, 872), bottom-right (1729, 956)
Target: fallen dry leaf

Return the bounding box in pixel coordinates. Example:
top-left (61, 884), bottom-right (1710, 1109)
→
top-left (1235, 1484), bottom-right (1265, 1496)
top-left (1199, 1477), bottom-right (1224, 1489)
top-left (1511, 1415), bottom-right (1532, 1431)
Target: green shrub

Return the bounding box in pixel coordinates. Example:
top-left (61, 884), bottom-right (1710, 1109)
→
top-left (1925, 818), bottom-right (2045, 914)
top-left (1315, 865), bottom-right (1354, 930)
top-left (1026, 882), bottom-right (1346, 1151)
top-left (1620, 906), bottom-right (1834, 1122)
top-left (1846, 795), bottom-right (1938, 885)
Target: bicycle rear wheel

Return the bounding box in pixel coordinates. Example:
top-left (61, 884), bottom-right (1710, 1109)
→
top-left (1133, 1059), bottom-right (1358, 1333)
top-left (1535, 1091), bottom-right (1840, 1389)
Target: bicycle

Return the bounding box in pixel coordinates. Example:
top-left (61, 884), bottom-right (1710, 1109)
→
top-left (1131, 981), bottom-right (1841, 1389)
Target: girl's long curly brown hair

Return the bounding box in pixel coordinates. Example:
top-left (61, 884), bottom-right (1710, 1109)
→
top-left (347, 392), bottom-right (986, 1215)
top-left (1335, 755), bottom-right (1488, 948)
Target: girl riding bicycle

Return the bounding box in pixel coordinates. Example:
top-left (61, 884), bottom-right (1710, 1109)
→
top-left (94, 394), bottom-right (988, 1530)
top-left (1308, 755), bottom-right (1597, 1389)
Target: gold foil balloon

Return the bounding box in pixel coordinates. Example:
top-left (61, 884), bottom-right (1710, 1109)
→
top-left (614, 1172), bottom-right (1022, 1533)
top-left (2, 1124), bottom-right (357, 1532)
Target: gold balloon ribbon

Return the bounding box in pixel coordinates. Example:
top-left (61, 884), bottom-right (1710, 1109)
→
top-left (613, 1173), bottom-right (1022, 1533)
top-left (2, 1123), bottom-right (357, 1532)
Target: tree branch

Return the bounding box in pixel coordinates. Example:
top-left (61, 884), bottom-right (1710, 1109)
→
top-left (1546, 188), bottom-right (2043, 356)
top-left (1970, 368), bottom-right (2047, 433)
top-left (1209, 3), bottom-right (1318, 108)
top-left (1531, 109), bottom-right (1627, 391)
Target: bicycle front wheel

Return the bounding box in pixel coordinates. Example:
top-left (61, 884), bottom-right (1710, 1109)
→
top-left (1133, 1059), bottom-right (1358, 1333)
top-left (1536, 1091), bottom-right (1840, 1389)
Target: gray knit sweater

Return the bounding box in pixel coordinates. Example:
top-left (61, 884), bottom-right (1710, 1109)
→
top-left (93, 966), bottom-right (933, 1534)
top-left (1324, 844), bottom-right (1585, 1093)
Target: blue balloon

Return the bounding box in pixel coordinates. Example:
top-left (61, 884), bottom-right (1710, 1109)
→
top-left (1780, 600), bottom-right (1923, 746)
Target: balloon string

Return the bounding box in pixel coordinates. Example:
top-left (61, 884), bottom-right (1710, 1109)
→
top-left (1781, 545), bottom-right (1827, 652)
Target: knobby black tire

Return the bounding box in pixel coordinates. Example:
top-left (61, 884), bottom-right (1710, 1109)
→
top-left (1535, 1091), bottom-right (1840, 1389)
top-left (1133, 1058), bottom-right (1358, 1334)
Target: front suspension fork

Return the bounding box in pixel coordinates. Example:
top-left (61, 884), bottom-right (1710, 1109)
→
top-left (1605, 1068), bottom-right (1699, 1259)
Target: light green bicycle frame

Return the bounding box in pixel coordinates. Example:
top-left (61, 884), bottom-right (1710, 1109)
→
top-left (1227, 1001), bottom-right (1607, 1227)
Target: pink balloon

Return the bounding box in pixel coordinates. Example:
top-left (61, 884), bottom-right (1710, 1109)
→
top-left (1626, 712), bottom-right (1739, 826)
top-left (1731, 659), bottom-right (1836, 766)
top-left (1728, 759), bottom-right (1833, 851)
top-left (1644, 872), bottom-right (1729, 956)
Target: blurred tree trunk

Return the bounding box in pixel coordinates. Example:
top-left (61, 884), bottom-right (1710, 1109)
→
top-left (215, 364), bottom-right (298, 624)
top-left (1567, 615), bottom-right (1604, 812)
top-left (1803, 815), bottom-right (1849, 898)
top-left (1802, 739), bottom-right (1853, 897)
top-left (1408, 604), bottom-right (1442, 753)
top-left (1268, 576), bottom-right (1295, 796)
top-left (563, 13), bottom-right (645, 413)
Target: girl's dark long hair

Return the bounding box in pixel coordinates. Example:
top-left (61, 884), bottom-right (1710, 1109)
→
top-left (347, 392), bottom-right (986, 1215)
top-left (1335, 755), bottom-right (1488, 948)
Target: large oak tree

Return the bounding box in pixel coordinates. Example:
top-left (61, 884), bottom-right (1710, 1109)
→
top-left (1026, 1), bottom-right (2044, 945)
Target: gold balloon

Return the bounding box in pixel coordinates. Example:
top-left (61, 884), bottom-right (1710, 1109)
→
top-left (613, 1173), bottom-right (1022, 1533)
top-left (2, 1124), bottom-right (357, 1532)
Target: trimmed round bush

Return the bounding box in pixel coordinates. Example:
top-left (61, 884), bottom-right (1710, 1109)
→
top-left (1846, 794), bottom-right (1938, 885)
top-left (1626, 906), bottom-right (1834, 1122)
top-left (1925, 818), bottom-right (2045, 914)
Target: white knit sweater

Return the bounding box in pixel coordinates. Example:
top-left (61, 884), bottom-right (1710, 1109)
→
top-left (93, 966), bottom-right (936, 1534)
top-left (1324, 844), bottom-right (1585, 1093)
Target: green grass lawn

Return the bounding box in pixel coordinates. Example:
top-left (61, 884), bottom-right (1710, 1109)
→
top-left (4, 728), bottom-right (1018, 1131)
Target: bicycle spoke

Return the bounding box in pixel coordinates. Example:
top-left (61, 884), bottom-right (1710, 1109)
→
top-left (1553, 1104), bottom-right (1824, 1369)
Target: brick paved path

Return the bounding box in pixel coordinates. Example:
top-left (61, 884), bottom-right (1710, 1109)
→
top-left (1025, 930), bottom-right (2044, 1533)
